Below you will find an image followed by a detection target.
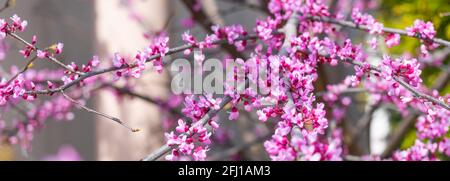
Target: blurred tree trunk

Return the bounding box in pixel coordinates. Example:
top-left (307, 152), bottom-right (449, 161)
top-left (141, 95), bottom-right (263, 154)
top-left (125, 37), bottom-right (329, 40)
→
top-left (94, 0), bottom-right (169, 160)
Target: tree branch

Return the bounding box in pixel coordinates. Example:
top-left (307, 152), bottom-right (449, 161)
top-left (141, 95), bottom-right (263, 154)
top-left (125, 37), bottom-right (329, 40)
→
top-left (306, 15), bottom-right (450, 47)
top-left (109, 84), bottom-right (183, 117)
top-left (181, 0), bottom-right (247, 59)
top-left (7, 32), bottom-right (84, 75)
top-left (20, 34), bottom-right (260, 95)
top-left (142, 13), bottom-right (299, 161)
top-left (380, 71), bottom-right (450, 158)
top-left (61, 90), bottom-right (140, 132)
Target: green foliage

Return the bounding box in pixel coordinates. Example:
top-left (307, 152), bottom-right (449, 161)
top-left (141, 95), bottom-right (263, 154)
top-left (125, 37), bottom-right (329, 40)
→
top-left (379, 0), bottom-right (450, 55)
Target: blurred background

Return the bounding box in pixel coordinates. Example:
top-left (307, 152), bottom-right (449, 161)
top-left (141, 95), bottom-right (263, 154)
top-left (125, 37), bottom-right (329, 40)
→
top-left (0, 0), bottom-right (448, 161)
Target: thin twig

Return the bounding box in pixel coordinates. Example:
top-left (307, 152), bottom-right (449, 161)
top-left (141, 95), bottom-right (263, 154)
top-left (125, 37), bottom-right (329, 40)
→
top-left (60, 90), bottom-right (140, 132)
top-left (6, 55), bottom-right (38, 84)
top-left (109, 84), bottom-right (183, 117)
top-left (0, 0), bottom-right (14, 13)
top-left (7, 32), bottom-right (85, 75)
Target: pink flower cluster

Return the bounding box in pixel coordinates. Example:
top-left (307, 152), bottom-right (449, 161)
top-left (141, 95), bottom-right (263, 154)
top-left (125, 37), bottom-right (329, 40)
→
top-left (291, 129), bottom-right (343, 161)
top-left (416, 103), bottom-right (450, 140)
top-left (393, 140), bottom-right (437, 161)
top-left (406, 20), bottom-right (436, 40)
top-left (255, 17), bottom-right (280, 41)
top-left (385, 33), bottom-right (401, 48)
top-left (37, 43), bottom-right (63, 59)
top-left (380, 55), bottom-right (422, 87)
top-left (350, 9), bottom-right (403, 49)
top-left (1, 94), bottom-right (76, 150)
top-left (111, 36), bottom-right (169, 80)
top-left (406, 20), bottom-right (437, 57)
top-left (438, 138), bottom-right (450, 157)
top-left (0, 14), bottom-right (27, 39)
top-left (0, 74), bottom-right (35, 106)
top-left (164, 95), bottom-right (222, 161)
top-left (212, 25), bottom-right (248, 51)
top-left (351, 8), bottom-right (383, 35)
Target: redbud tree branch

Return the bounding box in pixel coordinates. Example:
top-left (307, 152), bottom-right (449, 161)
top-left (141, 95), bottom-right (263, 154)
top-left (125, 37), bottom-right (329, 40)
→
top-left (142, 13), bottom-right (299, 161)
top-left (182, 0), bottom-right (247, 59)
top-left (6, 55), bottom-right (37, 84)
top-left (7, 32), bottom-right (84, 75)
top-left (0, 0), bottom-right (14, 13)
top-left (108, 84), bottom-right (183, 117)
top-left (9, 34), bottom-right (259, 95)
top-left (306, 15), bottom-right (450, 47)
top-left (60, 90), bottom-right (140, 132)
top-left (142, 95), bottom-right (234, 161)
top-left (381, 71), bottom-right (450, 158)
top-left (342, 58), bottom-right (450, 111)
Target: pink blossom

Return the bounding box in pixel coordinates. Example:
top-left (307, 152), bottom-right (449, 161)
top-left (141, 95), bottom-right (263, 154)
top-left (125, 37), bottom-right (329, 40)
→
top-left (165, 149), bottom-right (180, 161)
top-left (255, 17), bottom-right (280, 41)
top-left (165, 131), bottom-right (180, 146)
top-left (228, 107), bottom-right (239, 120)
top-left (380, 55), bottom-right (422, 87)
top-left (351, 9), bottom-right (383, 35)
top-left (175, 119), bottom-right (189, 133)
top-left (90, 55), bottom-right (100, 67)
top-left (385, 33), bottom-right (400, 48)
top-left (438, 138), bottom-right (450, 156)
top-left (42, 145), bottom-right (82, 161)
top-left (178, 135), bottom-right (195, 154)
top-left (192, 146), bottom-right (209, 161)
top-left (0, 19), bottom-right (7, 39)
top-left (256, 109), bottom-right (269, 122)
top-left (36, 50), bottom-right (48, 59)
top-left (182, 31), bottom-right (196, 45)
top-left (368, 37), bottom-right (377, 49)
top-left (10, 14), bottom-right (27, 32)
top-left (55, 43), bottom-right (64, 54)
top-left (393, 140), bottom-right (437, 161)
top-left (406, 19), bottom-right (436, 40)
top-left (112, 53), bottom-right (126, 68)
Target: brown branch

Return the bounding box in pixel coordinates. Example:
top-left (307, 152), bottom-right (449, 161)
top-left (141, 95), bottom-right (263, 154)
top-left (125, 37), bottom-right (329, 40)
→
top-left (182, 0), bottom-right (247, 59)
top-left (142, 95), bottom-right (234, 161)
top-left (380, 71), bottom-right (450, 158)
top-left (0, 0), bottom-right (14, 13)
top-left (208, 133), bottom-right (271, 161)
top-left (306, 15), bottom-right (450, 47)
top-left (220, 0), bottom-right (270, 14)
top-left (60, 90), bottom-right (140, 133)
top-left (142, 12), bottom-right (298, 161)
top-left (7, 32), bottom-right (85, 75)
top-left (339, 57), bottom-right (450, 111)
top-left (108, 84), bottom-right (183, 117)
top-left (6, 55), bottom-right (38, 84)
top-left (347, 104), bottom-right (379, 147)
top-left (21, 34), bottom-right (260, 96)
